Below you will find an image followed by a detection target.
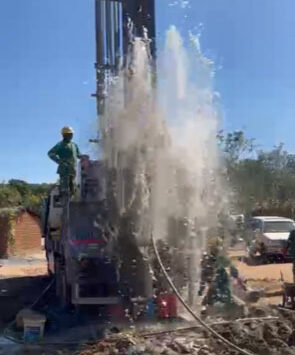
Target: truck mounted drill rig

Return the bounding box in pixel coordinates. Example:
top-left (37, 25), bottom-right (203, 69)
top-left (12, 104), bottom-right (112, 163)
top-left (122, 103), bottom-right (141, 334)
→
top-left (42, 0), bottom-right (156, 311)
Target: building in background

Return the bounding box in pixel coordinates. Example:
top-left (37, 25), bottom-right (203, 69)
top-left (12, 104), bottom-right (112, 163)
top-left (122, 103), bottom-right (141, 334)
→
top-left (0, 207), bottom-right (42, 258)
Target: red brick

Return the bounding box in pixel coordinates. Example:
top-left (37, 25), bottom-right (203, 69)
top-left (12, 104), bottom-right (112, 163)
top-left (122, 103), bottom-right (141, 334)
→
top-left (0, 211), bottom-right (42, 257)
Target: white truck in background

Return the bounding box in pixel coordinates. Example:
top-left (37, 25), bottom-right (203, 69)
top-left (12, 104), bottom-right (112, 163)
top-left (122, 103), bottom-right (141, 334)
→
top-left (247, 216), bottom-right (295, 262)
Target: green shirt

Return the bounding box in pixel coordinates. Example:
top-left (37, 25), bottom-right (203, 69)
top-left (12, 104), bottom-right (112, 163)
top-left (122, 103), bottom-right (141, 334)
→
top-left (48, 141), bottom-right (81, 175)
top-left (288, 230), bottom-right (295, 258)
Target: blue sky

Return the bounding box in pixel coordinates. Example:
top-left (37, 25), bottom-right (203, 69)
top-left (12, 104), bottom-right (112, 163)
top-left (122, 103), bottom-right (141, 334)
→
top-left (0, 0), bottom-right (294, 182)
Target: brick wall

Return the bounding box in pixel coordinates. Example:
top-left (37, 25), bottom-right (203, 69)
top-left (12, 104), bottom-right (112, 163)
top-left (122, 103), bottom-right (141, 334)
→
top-left (13, 212), bottom-right (41, 254)
top-left (0, 217), bottom-right (9, 258)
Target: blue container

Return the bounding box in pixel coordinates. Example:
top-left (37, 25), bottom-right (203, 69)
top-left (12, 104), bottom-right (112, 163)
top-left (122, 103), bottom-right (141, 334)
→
top-left (146, 298), bottom-right (155, 318)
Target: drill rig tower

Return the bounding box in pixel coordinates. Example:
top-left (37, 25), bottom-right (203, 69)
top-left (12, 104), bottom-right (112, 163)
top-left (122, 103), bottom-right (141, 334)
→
top-left (93, 0), bottom-right (157, 301)
top-left (43, 0), bottom-right (156, 308)
top-left (94, 0), bottom-right (156, 116)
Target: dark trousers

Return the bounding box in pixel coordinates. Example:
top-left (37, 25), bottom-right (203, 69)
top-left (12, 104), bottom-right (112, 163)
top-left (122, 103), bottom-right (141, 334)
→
top-left (59, 174), bottom-right (75, 195)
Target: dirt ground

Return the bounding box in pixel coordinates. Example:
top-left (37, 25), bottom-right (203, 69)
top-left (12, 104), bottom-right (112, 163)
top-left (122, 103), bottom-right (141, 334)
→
top-left (235, 261), bottom-right (293, 283)
top-left (228, 245), bottom-right (293, 306)
top-left (2, 248), bottom-right (295, 354)
top-left (0, 250), bottom-right (47, 278)
top-left (0, 251), bottom-right (48, 329)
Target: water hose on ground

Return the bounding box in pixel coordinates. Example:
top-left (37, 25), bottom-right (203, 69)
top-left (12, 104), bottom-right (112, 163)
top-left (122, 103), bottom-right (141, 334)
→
top-left (151, 234), bottom-right (255, 355)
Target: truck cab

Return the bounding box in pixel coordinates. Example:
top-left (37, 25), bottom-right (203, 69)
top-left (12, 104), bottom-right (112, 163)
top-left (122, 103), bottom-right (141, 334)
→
top-left (247, 216), bottom-right (295, 261)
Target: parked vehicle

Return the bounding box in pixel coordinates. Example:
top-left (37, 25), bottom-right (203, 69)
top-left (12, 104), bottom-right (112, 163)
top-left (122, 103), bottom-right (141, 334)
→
top-left (247, 216), bottom-right (295, 261)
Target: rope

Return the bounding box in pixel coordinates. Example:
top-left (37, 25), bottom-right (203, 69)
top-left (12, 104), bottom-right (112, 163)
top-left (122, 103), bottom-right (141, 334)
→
top-left (151, 234), bottom-right (255, 355)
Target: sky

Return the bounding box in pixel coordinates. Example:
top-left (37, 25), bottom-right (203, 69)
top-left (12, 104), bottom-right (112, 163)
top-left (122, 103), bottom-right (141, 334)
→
top-left (0, 0), bottom-right (294, 183)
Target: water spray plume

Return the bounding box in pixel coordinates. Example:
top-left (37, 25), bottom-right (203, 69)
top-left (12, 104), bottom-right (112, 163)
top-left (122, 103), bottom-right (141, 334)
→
top-left (100, 25), bottom-right (228, 281)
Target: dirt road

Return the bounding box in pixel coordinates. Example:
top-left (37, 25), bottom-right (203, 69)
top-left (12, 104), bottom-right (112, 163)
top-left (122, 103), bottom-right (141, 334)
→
top-left (236, 261), bottom-right (293, 282)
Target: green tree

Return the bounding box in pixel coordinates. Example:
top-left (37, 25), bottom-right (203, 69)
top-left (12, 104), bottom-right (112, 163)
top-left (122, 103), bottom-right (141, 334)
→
top-left (0, 185), bottom-right (22, 208)
top-left (0, 181), bottom-right (52, 215)
top-left (217, 130), bottom-right (256, 163)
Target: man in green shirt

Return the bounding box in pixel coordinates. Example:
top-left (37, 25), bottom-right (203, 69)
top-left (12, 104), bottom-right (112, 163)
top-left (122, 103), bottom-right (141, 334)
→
top-left (48, 126), bottom-right (81, 196)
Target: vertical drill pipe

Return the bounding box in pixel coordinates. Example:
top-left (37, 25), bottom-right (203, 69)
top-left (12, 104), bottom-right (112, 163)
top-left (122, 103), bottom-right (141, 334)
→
top-left (113, 1), bottom-right (120, 71)
top-left (110, 1), bottom-right (116, 70)
top-left (105, 0), bottom-right (112, 67)
top-left (95, 0), bottom-right (106, 122)
top-left (122, 0), bottom-right (129, 63)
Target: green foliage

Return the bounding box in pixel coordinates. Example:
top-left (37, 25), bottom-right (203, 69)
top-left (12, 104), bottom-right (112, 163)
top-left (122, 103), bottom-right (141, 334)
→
top-left (0, 185), bottom-right (22, 208)
top-left (221, 131), bottom-right (295, 217)
top-left (217, 130), bottom-right (256, 163)
top-left (0, 182), bottom-right (52, 215)
top-left (7, 210), bottom-right (16, 251)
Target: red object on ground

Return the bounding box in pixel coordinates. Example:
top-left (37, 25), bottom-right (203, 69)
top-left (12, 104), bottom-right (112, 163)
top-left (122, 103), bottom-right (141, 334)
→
top-left (157, 294), bottom-right (170, 319)
top-left (157, 293), bottom-right (178, 318)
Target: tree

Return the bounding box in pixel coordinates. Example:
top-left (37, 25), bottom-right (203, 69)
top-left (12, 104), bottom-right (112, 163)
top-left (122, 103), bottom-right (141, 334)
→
top-left (8, 180), bottom-right (29, 199)
top-left (0, 181), bottom-right (52, 215)
top-left (257, 143), bottom-right (288, 171)
top-left (219, 131), bottom-right (295, 216)
top-left (0, 185), bottom-right (22, 208)
top-left (217, 130), bottom-right (256, 163)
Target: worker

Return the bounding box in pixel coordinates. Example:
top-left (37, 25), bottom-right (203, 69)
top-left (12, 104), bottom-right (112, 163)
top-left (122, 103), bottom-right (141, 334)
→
top-left (198, 251), bottom-right (216, 296)
top-left (48, 126), bottom-right (81, 196)
top-left (283, 229), bottom-right (295, 283)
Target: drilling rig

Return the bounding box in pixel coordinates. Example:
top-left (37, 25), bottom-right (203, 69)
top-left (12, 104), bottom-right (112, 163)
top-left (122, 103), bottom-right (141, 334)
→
top-left (43, 0), bottom-right (156, 311)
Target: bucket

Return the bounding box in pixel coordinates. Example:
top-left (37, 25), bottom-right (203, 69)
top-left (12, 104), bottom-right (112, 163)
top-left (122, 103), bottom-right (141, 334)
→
top-left (23, 314), bottom-right (46, 343)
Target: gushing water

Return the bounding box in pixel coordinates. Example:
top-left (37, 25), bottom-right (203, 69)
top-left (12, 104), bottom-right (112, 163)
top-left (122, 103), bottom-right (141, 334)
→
top-left (99, 26), bottom-right (226, 294)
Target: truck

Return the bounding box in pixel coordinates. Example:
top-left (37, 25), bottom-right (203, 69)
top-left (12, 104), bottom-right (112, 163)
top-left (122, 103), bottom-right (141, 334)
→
top-left (43, 155), bottom-right (154, 309)
top-left (42, 0), bottom-right (156, 309)
top-left (42, 158), bottom-right (121, 305)
top-left (247, 216), bottom-right (295, 262)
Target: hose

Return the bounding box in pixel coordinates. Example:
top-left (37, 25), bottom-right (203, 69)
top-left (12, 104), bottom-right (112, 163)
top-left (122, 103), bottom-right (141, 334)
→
top-left (151, 234), bottom-right (255, 355)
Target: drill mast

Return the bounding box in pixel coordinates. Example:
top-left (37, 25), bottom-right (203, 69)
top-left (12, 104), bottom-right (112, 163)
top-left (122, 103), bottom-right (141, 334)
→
top-left (94, 0), bottom-right (156, 117)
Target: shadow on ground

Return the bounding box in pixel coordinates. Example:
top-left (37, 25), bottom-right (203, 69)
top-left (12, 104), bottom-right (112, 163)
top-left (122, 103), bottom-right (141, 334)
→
top-left (0, 275), bottom-right (50, 330)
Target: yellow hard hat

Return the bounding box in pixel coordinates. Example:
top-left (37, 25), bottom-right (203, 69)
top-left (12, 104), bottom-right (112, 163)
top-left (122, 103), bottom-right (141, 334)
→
top-left (61, 126), bottom-right (74, 135)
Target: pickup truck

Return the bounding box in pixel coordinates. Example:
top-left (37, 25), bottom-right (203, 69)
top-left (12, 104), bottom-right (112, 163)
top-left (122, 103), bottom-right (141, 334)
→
top-left (247, 216), bottom-right (295, 261)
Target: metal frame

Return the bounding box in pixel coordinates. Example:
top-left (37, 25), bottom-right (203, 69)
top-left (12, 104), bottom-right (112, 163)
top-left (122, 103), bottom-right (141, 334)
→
top-left (72, 283), bottom-right (120, 305)
top-left (94, 0), bottom-right (156, 118)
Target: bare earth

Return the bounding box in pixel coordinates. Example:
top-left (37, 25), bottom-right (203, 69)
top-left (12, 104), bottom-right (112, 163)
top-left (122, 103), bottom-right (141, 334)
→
top-left (235, 261), bottom-right (293, 282)
top-left (0, 250), bottom-right (47, 278)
